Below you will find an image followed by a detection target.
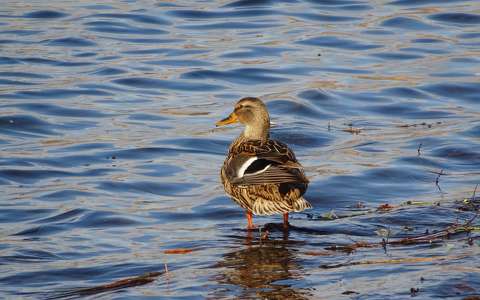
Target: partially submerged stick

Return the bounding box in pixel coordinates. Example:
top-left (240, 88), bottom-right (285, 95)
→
top-left (326, 221), bottom-right (476, 253)
top-left (46, 271), bottom-right (163, 299)
top-left (320, 254), bottom-right (468, 269)
top-left (326, 184), bottom-right (480, 253)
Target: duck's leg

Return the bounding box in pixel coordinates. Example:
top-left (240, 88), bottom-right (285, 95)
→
top-left (246, 211), bottom-right (255, 229)
top-left (283, 213), bottom-right (289, 229)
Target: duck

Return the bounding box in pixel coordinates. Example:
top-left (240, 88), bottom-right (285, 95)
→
top-left (216, 97), bottom-right (312, 229)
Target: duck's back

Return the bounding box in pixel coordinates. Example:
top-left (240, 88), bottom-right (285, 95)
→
top-left (220, 138), bottom-right (311, 215)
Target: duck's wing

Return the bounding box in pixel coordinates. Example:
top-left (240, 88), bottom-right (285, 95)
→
top-left (225, 140), bottom-right (308, 186)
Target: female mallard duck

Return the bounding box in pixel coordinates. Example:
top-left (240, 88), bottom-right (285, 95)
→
top-left (216, 97), bottom-right (311, 229)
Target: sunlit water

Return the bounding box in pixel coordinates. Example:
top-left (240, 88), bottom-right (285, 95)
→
top-left (1, 0), bottom-right (480, 298)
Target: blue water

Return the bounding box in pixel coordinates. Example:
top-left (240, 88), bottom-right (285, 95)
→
top-left (1, 0), bottom-right (480, 298)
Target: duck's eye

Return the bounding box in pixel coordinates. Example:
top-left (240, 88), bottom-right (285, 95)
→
top-left (235, 104), bottom-right (252, 111)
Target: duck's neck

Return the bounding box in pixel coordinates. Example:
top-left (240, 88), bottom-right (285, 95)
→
top-left (229, 114), bottom-right (270, 152)
top-left (241, 120), bottom-right (270, 142)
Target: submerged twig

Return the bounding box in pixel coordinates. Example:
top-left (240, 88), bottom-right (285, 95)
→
top-left (397, 121), bottom-right (442, 128)
top-left (306, 200), bottom-right (448, 222)
top-left (313, 185), bottom-right (480, 255)
top-left (320, 254), bottom-right (467, 269)
top-left (435, 169), bottom-right (444, 187)
top-left (46, 271), bottom-right (163, 299)
top-left (326, 221), bottom-right (476, 253)
top-left (464, 184), bottom-right (480, 226)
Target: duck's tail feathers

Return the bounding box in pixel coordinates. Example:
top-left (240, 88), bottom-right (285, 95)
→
top-left (292, 197), bottom-right (312, 212)
top-left (250, 197), bottom-right (312, 215)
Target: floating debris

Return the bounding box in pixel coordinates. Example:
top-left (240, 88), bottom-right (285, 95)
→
top-left (164, 248), bottom-right (195, 254)
top-left (342, 126), bottom-right (363, 134)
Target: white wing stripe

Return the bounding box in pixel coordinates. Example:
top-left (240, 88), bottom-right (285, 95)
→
top-left (237, 156), bottom-right (258, 178)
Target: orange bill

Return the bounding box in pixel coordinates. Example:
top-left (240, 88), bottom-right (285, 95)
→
top-left (215, 112), bottom-right (238, 127)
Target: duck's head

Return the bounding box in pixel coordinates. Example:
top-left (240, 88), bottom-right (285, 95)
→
top-left (216, 97), bottom-right (270, 141)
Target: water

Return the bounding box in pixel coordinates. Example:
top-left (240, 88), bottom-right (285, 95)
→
top-left (1, 0), bottom-right (479, 298)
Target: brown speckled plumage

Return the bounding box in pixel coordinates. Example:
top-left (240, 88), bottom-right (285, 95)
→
top-left (216, 97), bottom-right (311, 228)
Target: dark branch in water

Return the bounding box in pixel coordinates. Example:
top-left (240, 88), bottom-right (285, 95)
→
top-left (435, 169), bottom-right (444, 186)
top-left (397, 121), bottom-right (442, 128)
top-left (320, 254), bottom-right (468, 269)
top-left (324, 184), bottom-right (480, 258)
top-left (45, 271), bottom-right (163, 299)
top-left (464, 183), bottom-right (480, 226)
top-left (433, 169), bottom-right (445, 193)
top-left (325, 221), bottom-right (475, 254)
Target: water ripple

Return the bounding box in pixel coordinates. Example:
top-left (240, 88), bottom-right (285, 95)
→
top-left (0, 115), bottom-right (57, 136)
top-left (6, 103), bottom-right (110, 118)
top-left (157, 137), bottom-right (229, 155)
top-left (382, 87), bottom-right (430, 99)
top-left (181, 69), bottom-right (290, 85)
top-left (86, 13), bottom-right (171, 25)
top-left (389, 0), bottom-right (469, 6)
top-left (167, 9), bottom-right (276, 19)
top-left (0, 168), bottom-right (113, 184)
top-left (421, 82), bottom-right (480, 102)
top-left (269, 99), bottom-right (332, 119)
top-left (381, 16), bottom-right (439, 30)
top-left (0, 208), bottom-right (53, 223)
top-left (0, 79), bottom-right (36, 86)
top-left (288, 12), bottom-right (360, 22)
top-left (370, 52), bottom-right (424, 60)
top-left (23, 10), bottom-right (68, 19)
top-left (367, 103), bottom-right (451, 119)
top-left (46, 37), bottom-right (97, 47)
top-left (223, 0), bottom-right (286, 8)
top-left (122, 48), bottom-right (208, 56)
top-left (429, 13), bottom-right (480, 25)
top-left (146, 59), bottom-right (214, 67)
top-left (34, 208), bottom-right (87, 224)
top-left (0, 71), bottom-right (52, 79)
top-left (97, 181), bottom-right (200, 196)
top-left (221, 46), bottom-right (295, 58)
top-left (91, 67), bottom-right (128, 76)
top-left (113, 77), bottom-right (224, 91)
top-left (432, 146), bottom-right (480, 165)
top-left (0, 56), bottom-right (95, 67)
top-left (14, 210), bottom-right (142, 237)
top-left (179, 21), bottom-right (280, 31)
top-left (85, 21), bottom-right (168, 35)
top-left (1, 88), bottom-right (112, 100)
top-left (298, 35), bottom-right (382, 50)
top-left (38, 190), bottom-right (96, 202)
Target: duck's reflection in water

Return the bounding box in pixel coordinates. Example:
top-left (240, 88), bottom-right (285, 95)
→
top-left (212, 228), bottom-right (312, 299)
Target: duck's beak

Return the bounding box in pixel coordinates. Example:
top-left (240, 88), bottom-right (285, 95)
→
top-left (216, 112), bottom-right (238, 127)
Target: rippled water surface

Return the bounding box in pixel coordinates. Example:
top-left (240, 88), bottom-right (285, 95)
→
top-left (1, 0), bottom-right (480, 298)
